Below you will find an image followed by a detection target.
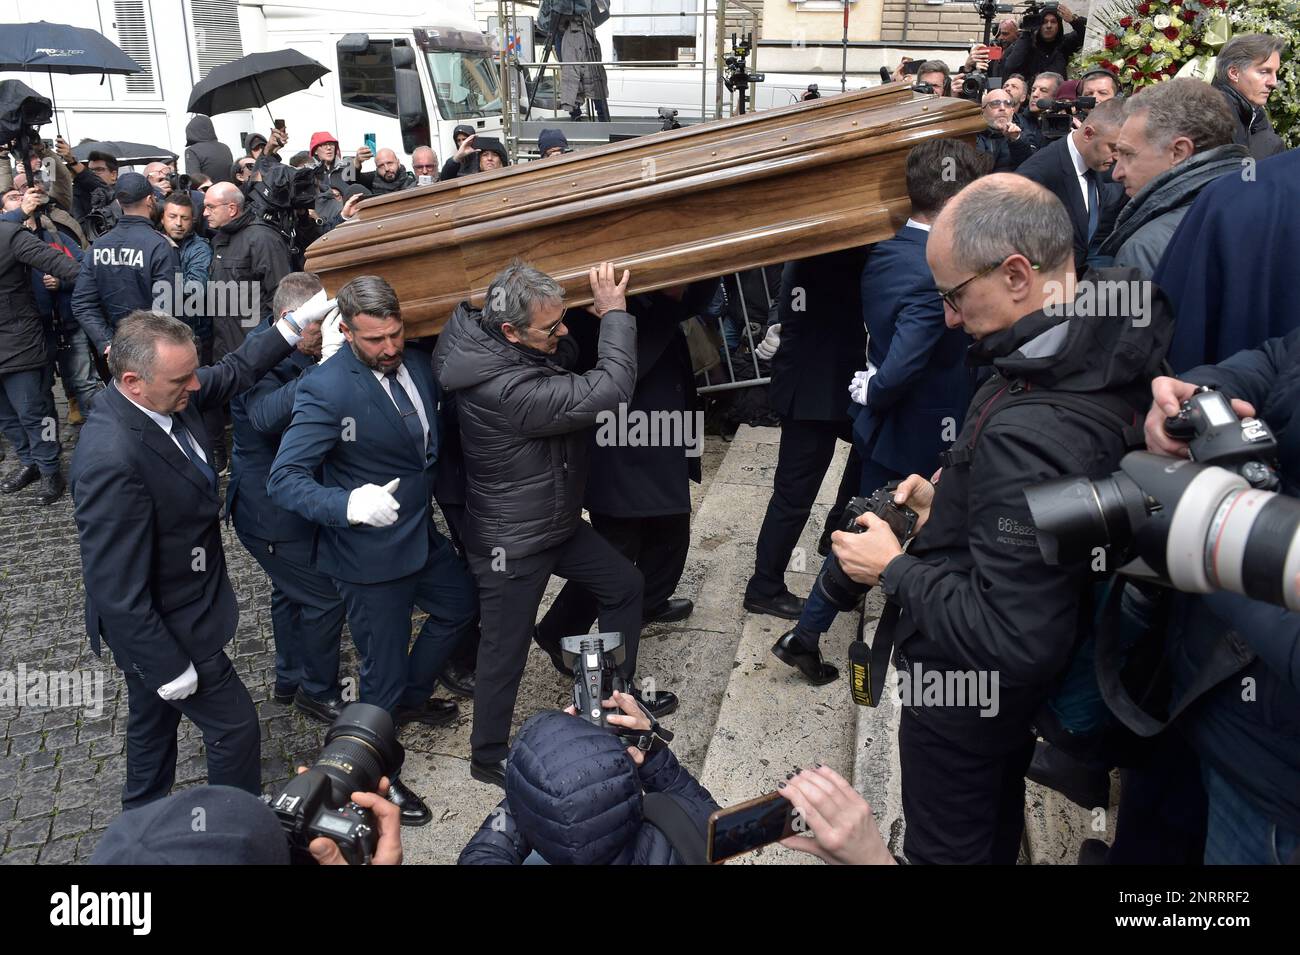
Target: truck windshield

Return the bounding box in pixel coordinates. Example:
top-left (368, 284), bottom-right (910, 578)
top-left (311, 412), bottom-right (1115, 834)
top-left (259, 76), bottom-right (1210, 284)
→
top-left (425, 50), bottom-right (501, 120)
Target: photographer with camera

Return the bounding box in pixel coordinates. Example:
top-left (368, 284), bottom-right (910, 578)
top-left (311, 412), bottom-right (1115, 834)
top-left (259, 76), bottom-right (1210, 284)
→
top-left (1137, 341), bottom-right (1300, 864)
top-left (828, 175), bottom-right (1173, 863)
top-left (460, 693), bottom-right (716, 864)
top-left (1003, 2), bottom-right (1087, 85)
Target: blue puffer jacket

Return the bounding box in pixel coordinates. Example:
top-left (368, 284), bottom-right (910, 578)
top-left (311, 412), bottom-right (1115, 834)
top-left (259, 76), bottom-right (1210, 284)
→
top-left (458, 711), bottom-right (719, 865)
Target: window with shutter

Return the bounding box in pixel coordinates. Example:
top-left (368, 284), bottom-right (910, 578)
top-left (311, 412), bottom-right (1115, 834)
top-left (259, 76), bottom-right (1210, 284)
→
top-left (190, 0), bottom-right (245, 78)
top-left (113, 0), bottom-right (158, 96)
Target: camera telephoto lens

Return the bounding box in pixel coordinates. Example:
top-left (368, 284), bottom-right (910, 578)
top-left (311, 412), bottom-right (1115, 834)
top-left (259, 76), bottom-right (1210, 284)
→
top-left (313, 703), bottom-right (403, 803)
top-left (1023, 472), bottom-right (1149, 565)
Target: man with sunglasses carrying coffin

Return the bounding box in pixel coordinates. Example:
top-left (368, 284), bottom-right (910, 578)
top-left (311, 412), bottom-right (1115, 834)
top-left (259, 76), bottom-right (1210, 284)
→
top-left (827, 175), bottom-right (1173, 863)
top-left (433, 261), bottom-right (680, 789)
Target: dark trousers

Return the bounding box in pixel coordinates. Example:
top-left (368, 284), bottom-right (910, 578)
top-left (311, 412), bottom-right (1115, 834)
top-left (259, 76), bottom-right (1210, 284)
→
top-left (467, 521), bottom-right (644, 762)
top-left (52, 328), bottom-right (102, 412)
top-left (0, 367), bottom-right (59, 474)
top-left (747, 417), bottom-right (859, 600)
top-left (333, 529), bottom-right (477, 713)
top-left (439, 502), bottom-right (481, 673)
top-left (237, 531), bottom-right (346, 699)
top-left (899, 706), bottom-right (1036, 864)
top-left (120, 650), bottom-right (261, 809)
top-left (537, 511), bottom-right (690, 644)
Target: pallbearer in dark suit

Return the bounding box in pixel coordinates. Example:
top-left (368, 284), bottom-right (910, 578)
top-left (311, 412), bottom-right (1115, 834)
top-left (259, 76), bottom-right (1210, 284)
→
top-left (70, 309), bottom-right (302, 808)
top-left (227, 273), bottom-right (347, 723)
top-left (772, 139), bottom-right (985, 686)
top-left (1014, 97), bottom-right (1128, 271)
top-left (268, 275), bottom-right (476, 826)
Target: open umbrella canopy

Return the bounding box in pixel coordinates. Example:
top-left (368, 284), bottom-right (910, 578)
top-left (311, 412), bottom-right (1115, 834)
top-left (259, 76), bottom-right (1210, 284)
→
top-left (74, 140), bottom-right (177, 165)
top-left (187, 50), bottom-right (329, 116)
top-left (0, 21), bottom-right (141, 74)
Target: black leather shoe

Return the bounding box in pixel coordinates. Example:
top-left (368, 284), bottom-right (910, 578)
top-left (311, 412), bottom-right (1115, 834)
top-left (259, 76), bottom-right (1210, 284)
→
top-left (293, 688), bottom-right (343, 724)
top-left (438, 661), bottom-right (476, 699)
top-left (1078, 838), bottom-right (1110, 865)
top-left (37, 471), bottom-right (65, 505)
top-left (1, 463), bottom-right (39, 494)
top-left (271, 683), bottom-right (297, 705)
top-left (771, 630), bottom-right (839, 685)
top-left (394, 697), bottom-right (459, 727)
top-left (643, 597), bottom-right (694, 625)
top-left (1027, 740), bottom-right (1111, 810)
top-left (743, 591), bottom-right (806, 620)
top-left (470, 758), bottom-right (507, 789)
top-left (387, 778), bottom-right (432, 827)
top-left (639, 690), bottom-right (679, 719)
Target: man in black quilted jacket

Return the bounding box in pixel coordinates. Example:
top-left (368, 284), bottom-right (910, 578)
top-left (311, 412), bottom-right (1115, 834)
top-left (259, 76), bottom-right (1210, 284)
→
top-left (433, 260), bottom-right (680, 789)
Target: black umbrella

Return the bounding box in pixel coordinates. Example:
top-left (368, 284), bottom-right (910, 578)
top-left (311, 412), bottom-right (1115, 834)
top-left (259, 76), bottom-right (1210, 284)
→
top-left (73, 140), bottom-right (177, 165)
top-left (187, 50), bottom-right (329, 120)
top-left (0, 21), bottom-right (142, 136)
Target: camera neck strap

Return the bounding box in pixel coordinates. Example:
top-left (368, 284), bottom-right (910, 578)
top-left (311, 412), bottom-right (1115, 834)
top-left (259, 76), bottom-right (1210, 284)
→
top-left (849, 600), bottom-right (900, 708)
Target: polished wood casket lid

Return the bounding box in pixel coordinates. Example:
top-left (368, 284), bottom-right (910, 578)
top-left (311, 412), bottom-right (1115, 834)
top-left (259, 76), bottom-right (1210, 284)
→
top-left (304, 83), bottom-right (985, 335)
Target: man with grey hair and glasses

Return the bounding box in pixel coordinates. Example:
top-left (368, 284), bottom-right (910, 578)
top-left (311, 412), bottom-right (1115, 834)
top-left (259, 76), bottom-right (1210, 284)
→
top-left (434, 260), bottom-right (680, 789)
top-left (69, 305), bottom-right (311, 810)
top-left (269, 274), bottom-right (477, 825)
top-left (825, 174), bottom-right (1175, 862)
top-left (1212, 33), bottom-right (1286, 161)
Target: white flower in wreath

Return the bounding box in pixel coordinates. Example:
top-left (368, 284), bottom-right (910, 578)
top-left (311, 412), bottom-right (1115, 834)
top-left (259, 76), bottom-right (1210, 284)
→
top-left (1154, 13), bottom-right (1172, 29)
top-left (1126, 32), bottom-right (1144, 48)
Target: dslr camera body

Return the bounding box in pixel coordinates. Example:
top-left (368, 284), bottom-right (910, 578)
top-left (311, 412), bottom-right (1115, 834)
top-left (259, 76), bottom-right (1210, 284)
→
top-left (270, 703), bottom-right (403, 865)
top-left (561, 632), bottom-right (630, 728)
top-left (1026, 388), bottom-right (1300, 611)
top-left (816, 481), bottom-right (920, 612)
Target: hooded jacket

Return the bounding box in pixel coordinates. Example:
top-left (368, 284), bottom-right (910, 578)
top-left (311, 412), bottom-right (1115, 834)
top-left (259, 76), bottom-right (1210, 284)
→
top-left (1214, 80), bottom-right (1286, 162)
top-left (1100, 143), bottom-right (1249, 275)
top-left (184, 115), bottom-right (235, 186)
top-left (875, 268), bottom-right (1174, 751)
top-left (432, 300), bottom-right (636, 558)
top-left (1002, 14), bottom-right (1087, 82)
top-left (458, 711), bottom-right (719, 865)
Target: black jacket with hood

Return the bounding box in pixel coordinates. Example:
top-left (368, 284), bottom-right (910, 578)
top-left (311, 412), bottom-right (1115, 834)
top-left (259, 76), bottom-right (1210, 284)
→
top-left (432, 300), bottom-right (636, 559)
top-left (184, 115), bottom-right (235, 186)
top-left (876, 268), bottom-right (1174, 752)
top-left (208, 207), bottom-right (292, 359)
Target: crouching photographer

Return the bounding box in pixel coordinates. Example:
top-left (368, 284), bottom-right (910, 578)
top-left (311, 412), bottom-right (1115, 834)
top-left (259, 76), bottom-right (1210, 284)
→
top-left (1141, 340), bottom-right (1300, 864)
top-left (92, 703), bottom-right (404, 865)
top-left (828, 174), bottom-right (1172, 864)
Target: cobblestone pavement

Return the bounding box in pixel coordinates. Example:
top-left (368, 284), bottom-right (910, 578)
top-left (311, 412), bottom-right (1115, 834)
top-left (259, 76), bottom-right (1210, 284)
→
top-left (0, 411), bottom-right (349, 864)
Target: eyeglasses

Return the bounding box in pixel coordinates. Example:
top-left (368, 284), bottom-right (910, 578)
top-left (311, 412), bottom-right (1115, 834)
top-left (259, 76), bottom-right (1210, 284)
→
top-left (939, 260), bottom-right (1005, 312)
top-left (538, 309), bottom-right (567, 338)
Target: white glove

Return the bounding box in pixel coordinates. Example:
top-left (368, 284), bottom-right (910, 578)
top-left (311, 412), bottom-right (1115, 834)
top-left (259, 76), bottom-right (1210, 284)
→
top-left (848, 363), bottom-right (879, 406)
top-left (347, 478), bottom-right (401, 527)
top-left (157, 661), bottom-right (198, 701)
top-left (320, 304), bottom-right (345, 362)
top-left (290, 290), bottom-right (336, 328)
top-left (755, 323), bottom-right (781, 361)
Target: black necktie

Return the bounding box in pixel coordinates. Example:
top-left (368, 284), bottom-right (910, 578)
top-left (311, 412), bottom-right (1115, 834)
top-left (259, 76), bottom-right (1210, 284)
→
top-left (384, 370), bottom-right (426, 455)
top-left (170, 417), bottom-right (217, 492)
top-left (1084, 168), bottom-right (1100, 242)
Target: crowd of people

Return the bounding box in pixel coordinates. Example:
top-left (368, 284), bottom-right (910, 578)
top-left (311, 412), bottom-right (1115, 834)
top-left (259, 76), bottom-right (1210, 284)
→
top-left (1, 23), bottom-right (1297, 866)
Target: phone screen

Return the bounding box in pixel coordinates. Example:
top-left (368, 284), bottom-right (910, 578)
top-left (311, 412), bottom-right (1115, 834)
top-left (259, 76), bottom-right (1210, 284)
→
top-left (707, 792), bottom-right (800, 863)
top-left (364, 133), bottom-right (377, 153)
top-left (987, 45), bottom-right (1004, 61)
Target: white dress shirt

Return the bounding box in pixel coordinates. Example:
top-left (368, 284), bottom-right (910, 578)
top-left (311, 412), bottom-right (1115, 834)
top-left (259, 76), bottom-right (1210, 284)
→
top-left (117, 383), bottom-right (209, 463)
top-left (373, 363), bottom-right (431, 449)
top-left (904, 218), bottom-right (932, 233)
top-left (1065, 132), bottom-right (1092, 212)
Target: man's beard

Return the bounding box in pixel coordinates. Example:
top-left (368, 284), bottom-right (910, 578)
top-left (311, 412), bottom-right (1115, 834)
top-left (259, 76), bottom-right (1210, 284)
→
top-left (350, 340), bottom-right (402, 370)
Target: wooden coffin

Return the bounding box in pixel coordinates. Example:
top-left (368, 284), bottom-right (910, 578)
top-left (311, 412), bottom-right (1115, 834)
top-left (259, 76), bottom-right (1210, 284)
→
top-left (304, 83), bottom-right (985, 336)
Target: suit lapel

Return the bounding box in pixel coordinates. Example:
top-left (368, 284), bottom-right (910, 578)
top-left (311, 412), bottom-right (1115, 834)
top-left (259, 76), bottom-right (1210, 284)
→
top-left (345, 349), bottom-right (424, 466)
top-left (1057, 144), bottom-right (1089, 248)
top-left (104, 386), bottom-right (217, 499)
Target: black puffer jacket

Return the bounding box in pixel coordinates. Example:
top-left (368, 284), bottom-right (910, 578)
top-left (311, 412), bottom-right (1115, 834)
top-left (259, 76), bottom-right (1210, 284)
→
top-left (208, 207), bottom-right (292, 360)
top-left (0, 221), bottom-right (82, 373)
top-left (877, 268), bottom-right (1174, 751)
top-left (184, 115), bottom-right (235, 185)
top-left (458, 711), bottom-right (719, 865)
top-left (433, 301), bottom-right (636, 558)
